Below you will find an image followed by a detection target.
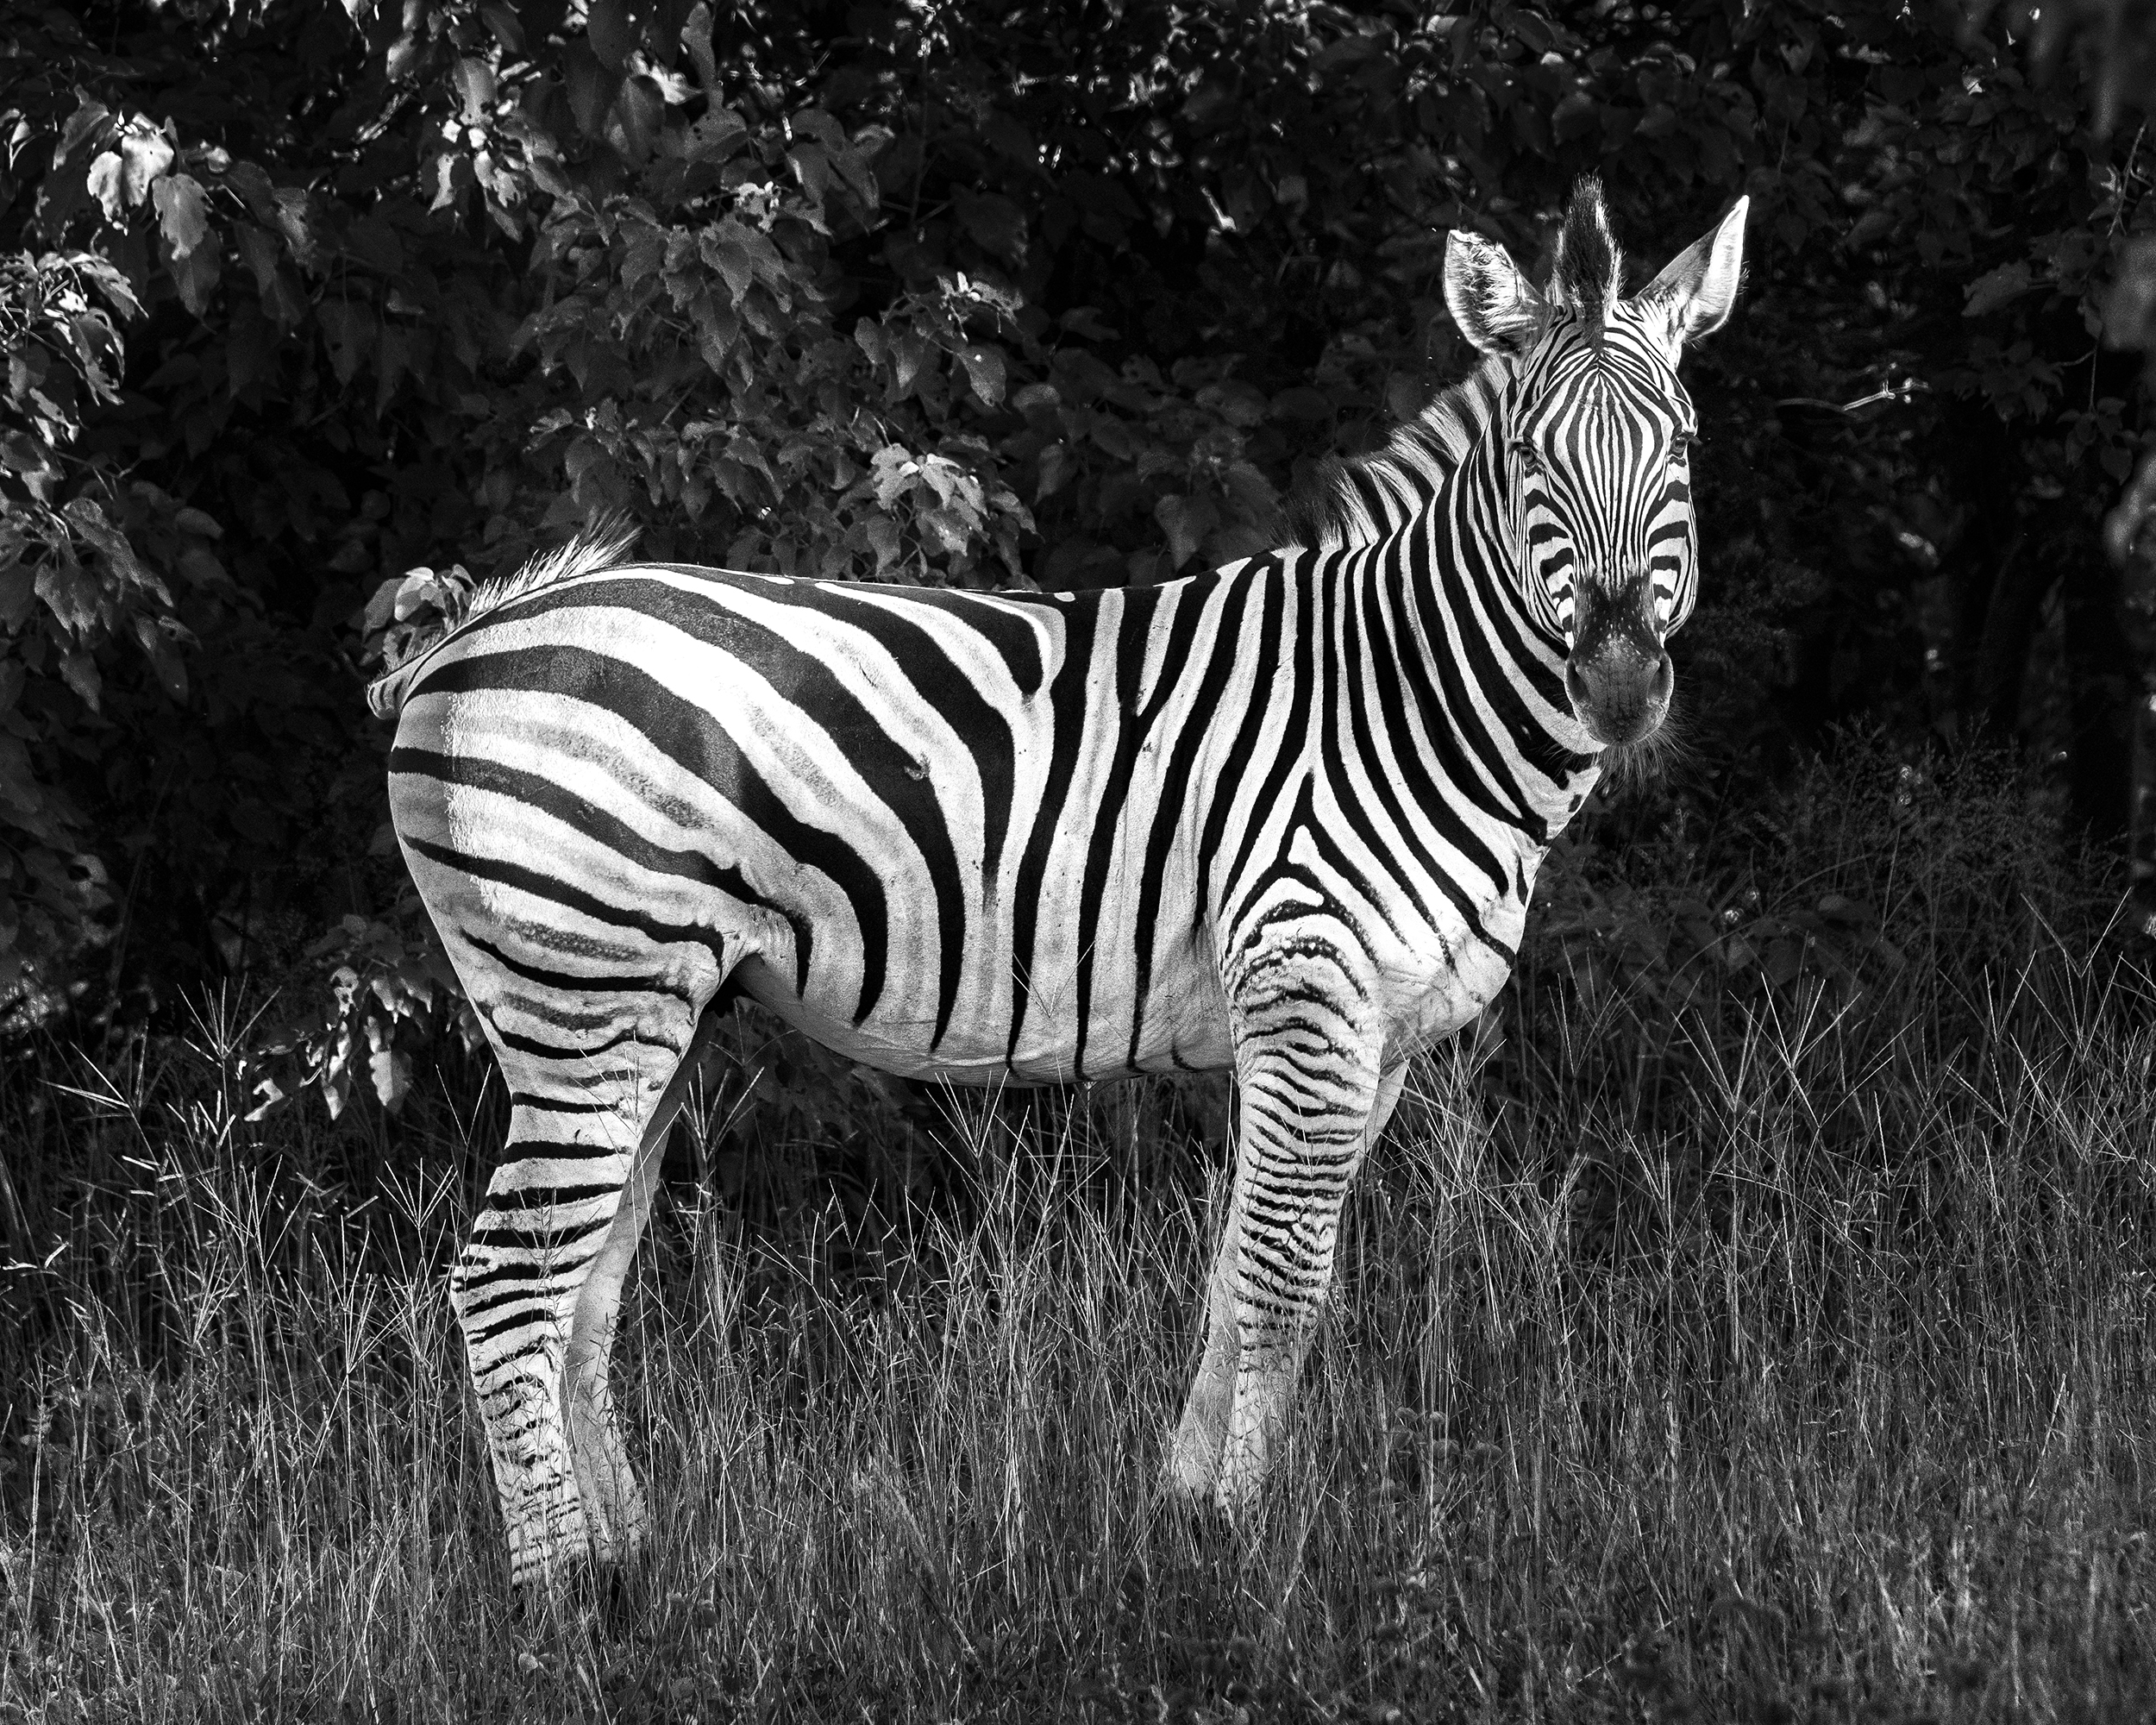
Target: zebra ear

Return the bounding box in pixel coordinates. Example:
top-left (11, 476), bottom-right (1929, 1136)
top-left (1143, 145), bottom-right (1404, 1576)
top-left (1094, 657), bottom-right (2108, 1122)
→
top-left (1637, 196), bottom-right (1749, 349)
top-left (1445, 229), bottom-right (1547, 358)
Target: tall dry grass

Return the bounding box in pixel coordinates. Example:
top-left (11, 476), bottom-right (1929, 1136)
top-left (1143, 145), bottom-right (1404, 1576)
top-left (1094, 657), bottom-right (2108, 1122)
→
top-left (4, 747), bottom-right (2156, 1722)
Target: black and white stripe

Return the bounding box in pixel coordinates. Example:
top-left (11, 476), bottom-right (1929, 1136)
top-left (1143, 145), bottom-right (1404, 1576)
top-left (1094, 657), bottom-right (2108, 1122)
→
top-left (374, 179), bottom-right (1748, 1587)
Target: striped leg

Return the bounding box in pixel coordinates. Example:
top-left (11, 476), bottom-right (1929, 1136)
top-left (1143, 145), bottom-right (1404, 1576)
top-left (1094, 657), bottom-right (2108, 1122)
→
top-left (450, 990), bottom-right (716, 1589)
top-left (1167, 1197), bottom-right (1249, 1496)
top-left (561, 1018), bottom-right (729, 1569)
top-left (1169, 1056), bottom-right (1407, 1506)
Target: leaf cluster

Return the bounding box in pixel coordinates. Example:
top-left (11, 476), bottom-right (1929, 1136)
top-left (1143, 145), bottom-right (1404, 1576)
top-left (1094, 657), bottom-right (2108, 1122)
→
top-left (0, 0), bottom-right (2147, 1113)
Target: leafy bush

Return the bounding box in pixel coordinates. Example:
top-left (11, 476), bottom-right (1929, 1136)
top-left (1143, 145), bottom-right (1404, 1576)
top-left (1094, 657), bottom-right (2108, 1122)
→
top-left (0, 0), bottom-right (2149, 1088)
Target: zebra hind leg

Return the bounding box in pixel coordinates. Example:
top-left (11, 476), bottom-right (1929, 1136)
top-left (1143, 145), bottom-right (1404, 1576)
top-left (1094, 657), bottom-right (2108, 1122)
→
top-left (562, 1010), bottom-right (731, 1572)
top-left (449, 982), bottom-right (718, 1593)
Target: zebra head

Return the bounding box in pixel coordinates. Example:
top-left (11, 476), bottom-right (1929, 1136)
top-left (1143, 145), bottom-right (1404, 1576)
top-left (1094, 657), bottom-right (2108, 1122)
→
top-left (1444, 179), bottom-right (1748, 749)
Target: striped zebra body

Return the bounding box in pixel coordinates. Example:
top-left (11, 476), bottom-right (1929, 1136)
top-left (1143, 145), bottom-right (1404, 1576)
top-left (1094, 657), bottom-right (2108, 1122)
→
top-left (378, 179), bottom-right (1747, 1588)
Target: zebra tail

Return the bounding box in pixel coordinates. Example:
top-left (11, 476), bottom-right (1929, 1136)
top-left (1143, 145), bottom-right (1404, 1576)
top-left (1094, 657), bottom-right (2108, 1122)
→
top-left (366, 661), bottom-right (423, 719)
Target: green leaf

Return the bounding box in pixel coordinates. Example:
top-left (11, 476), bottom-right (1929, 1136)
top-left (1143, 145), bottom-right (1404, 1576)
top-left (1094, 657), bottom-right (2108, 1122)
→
top-left (34, 555), bottom-right (100, 636)
top-left (59, 649), bottom-right (101, 710)
top-left (1, 432), bottom-right (62, 498)
top-left (954, 190), bottom-right (1026, 260)
top-left (166, 239), bottom-right (222, 317)
top-left (120, 128), bottom-right (174, 205)
top-left (866, 514), bottom-right (902, 570)
top-left (890, 332), bottom-right (932, 395)
top-left (222, 160), bottom-right (277, 219)
top-left (369, 1044), bottom-right (411, 1111)
top-left (430, 153), bottom-right (471, 213)
top-left (271, 188), bottom-right (321, 270)
top-left (86, 152), bottom-right (126, 223)
top-left (454, 57), bottom-right (497, 121)
top-left (235, 223), bottom-right (280, 292)
top-left (787, 141), bottom-right (837, 224)
top-left (710, 233), bottom-right (755, 300)
top-left (871, 445), bottom-right (918, 508)
top-left (56, 103), bottom-right (113, 166)
top-left (958, 343), bottom-right (1006, 406)
top-left (133, 614), bottom-right (187, 701)
top-left (565, 43), bottom-right (622, 139)
top-left (1197, 380), bottom-right (1268, 428)
top-left (586, 0), bottom-right (636, 72)
top-left (1964, 260), bottom-right (2035, 318)
top-left (1269, 386), bottom-right (1332, 422)
top-left (1551, 91), bottom-right (1598, 143)
top-left (919, 504), bottom-right (975, 555)
top-left (1154, 492), bottom-right (1219, 568)
top-left (0, 732), bottom-right (43, 819)
top-left (361, 574), bottom-right (407, 636)
top-left (686, 108), bottom-right (749, 163)
top-left (617, 75), bottom-right (663, 159)
top-left (318, 300), bottom-right (376, 385)
top-left (479, 2), bottom-right (523, 50)
top-left (619, 223), bottom-right (667, 285)
top-left (0, 563), bottom-right (34, 631)
top-left (1036, 442), bottom-right (1072, 499)
top-left (153, 173), bottom-right (210, 257)
top-left (1059, 306), bottom-right (1117, 342)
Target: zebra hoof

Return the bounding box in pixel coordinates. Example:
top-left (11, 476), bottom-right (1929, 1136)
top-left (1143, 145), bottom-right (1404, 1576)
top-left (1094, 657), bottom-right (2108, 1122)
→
top-left (511, 1553), bottom-right (636, 1633)
top-left (1164, 1421), bottom-right (1226, 1499)
top-left (1147, 1480), bottom-right (1228, 1560)
top-left (591, 1563), bottom-right (639, 1639)
top-left (1211, 1453), bottom-right (1269, 1523)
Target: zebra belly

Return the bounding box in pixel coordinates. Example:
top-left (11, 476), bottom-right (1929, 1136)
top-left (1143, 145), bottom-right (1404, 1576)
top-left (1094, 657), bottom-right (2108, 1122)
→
top-left (730, 946), bottom-right (1238, 1086)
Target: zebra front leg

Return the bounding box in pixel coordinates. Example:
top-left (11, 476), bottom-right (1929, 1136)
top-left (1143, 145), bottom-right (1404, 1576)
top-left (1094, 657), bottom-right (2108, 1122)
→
top-left (1168, 1199), bottom-right (1244, 1496)
top-left (1171, 1057), bottom-right (1407, 1506)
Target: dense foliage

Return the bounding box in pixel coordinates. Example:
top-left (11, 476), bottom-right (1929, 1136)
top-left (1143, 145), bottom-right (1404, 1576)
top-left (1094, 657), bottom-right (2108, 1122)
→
top-left (1, 0), bottom-right (2152, 1112)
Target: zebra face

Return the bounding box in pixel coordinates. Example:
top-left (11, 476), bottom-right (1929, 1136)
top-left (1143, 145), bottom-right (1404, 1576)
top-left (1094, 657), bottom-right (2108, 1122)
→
top-left (1512, 342), bottom-right (1695, 745)
top-left (1445, 181), bottom-right (1748, 750)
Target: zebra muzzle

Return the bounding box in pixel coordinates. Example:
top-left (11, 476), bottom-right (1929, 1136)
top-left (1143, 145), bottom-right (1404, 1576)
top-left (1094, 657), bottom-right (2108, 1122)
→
top-left (1564, 571), bottom-right (1671, 748)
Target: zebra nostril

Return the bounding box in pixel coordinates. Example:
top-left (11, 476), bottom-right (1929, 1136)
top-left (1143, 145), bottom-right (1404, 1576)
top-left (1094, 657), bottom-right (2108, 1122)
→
top-left (1649, 652), bottom-right (1673, 706)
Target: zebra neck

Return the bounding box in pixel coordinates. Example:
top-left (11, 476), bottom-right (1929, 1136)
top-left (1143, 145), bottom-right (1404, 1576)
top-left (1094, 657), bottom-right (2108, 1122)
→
top-left (1382, 448), bottom-right (1599, 846)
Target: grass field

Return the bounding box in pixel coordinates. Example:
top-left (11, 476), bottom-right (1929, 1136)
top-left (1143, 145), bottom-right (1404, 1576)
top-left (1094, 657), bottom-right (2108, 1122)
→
top-left (7, 753), bottom-right (2156, 1722)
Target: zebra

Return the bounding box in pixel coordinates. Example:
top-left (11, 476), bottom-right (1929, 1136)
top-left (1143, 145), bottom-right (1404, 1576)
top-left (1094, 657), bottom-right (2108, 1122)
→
top-left (370, 178), bottom-right (1746, 1589)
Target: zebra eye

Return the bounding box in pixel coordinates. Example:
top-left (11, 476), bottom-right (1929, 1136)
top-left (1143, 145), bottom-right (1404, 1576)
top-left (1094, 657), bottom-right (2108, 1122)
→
top-left (1669, 432), bottom-right (1696, 462)
top-left (1511, 440), bottom-right (1545, 474)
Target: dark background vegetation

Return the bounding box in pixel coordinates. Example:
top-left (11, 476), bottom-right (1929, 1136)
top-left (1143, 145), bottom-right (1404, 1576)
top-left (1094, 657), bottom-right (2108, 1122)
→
top-left (3, 0), bottom-right (2156, 1127)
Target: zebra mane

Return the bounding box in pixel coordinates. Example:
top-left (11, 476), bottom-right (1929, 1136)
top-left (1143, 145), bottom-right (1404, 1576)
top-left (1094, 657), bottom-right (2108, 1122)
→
top-left (1291, 354), bottom-right (1507, 550)
top-left (1294, 179), bottom-right (1637, 550)
top-left (366, 520), bottom-right (642, 719)
top-left (457, 518), bottom-right (643, 629)
top-left (1550, 174), bottom-right (1623, 314)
